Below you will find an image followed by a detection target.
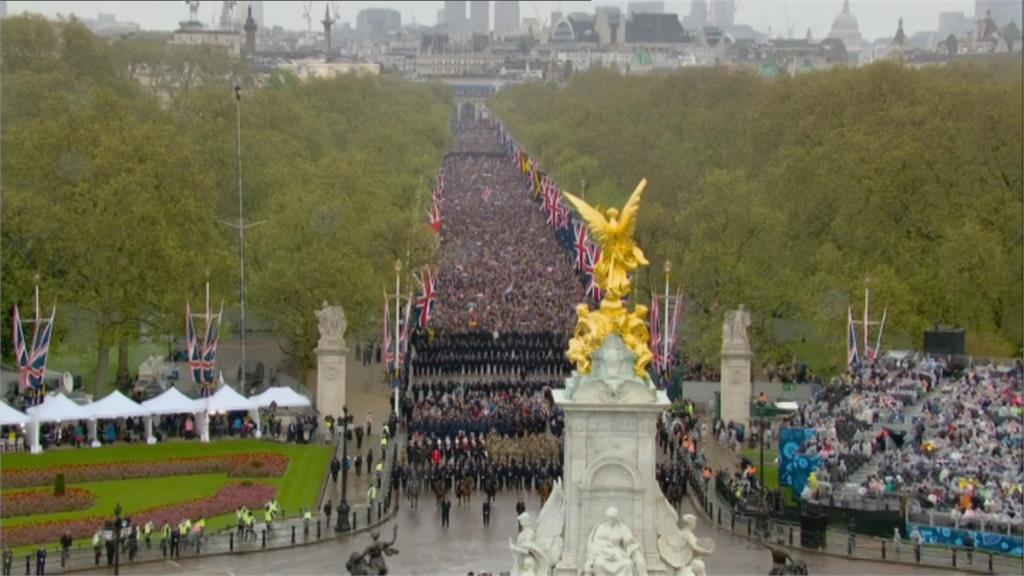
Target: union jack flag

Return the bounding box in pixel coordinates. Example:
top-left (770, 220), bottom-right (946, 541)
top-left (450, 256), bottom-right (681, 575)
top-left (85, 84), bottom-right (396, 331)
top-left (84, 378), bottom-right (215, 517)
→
top-left (12, 305), bottom-right (29, 390)
top-left (200, 303), bottom-right (223, 387)
top-left (649, 295), bottom-right (662, 371)
top-left (556, 204), bottom-right (570, 229)
top-left (584, 244), bottom-right (603, 302)
top-left (847, 306), bottom-right (859, 370)
top-left (383, 291), bottom-right (393, 370)
top-left (186, 302), bottom-right (202, 385)
top-left (414, 267), bottom-right (438, 329)
top-left (26, 306), bottom-right (55, 391)
top-left (572, 222), bottom-right (589, 271)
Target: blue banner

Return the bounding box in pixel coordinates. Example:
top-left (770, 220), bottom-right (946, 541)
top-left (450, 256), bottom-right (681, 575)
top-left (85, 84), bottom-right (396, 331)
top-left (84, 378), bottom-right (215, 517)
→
top-left (907, 523), bottom-right (1023, 557)
top-left (778, 427), bottom-right (822, 496)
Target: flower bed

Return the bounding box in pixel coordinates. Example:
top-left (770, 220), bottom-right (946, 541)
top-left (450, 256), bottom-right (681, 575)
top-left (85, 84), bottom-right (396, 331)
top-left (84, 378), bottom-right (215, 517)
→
top-left (0, 483), bottom-right (276, 548)
top-left (1, 453), bottom-right (289, 489)
top-left (0, 487), bottom-right (96, 518)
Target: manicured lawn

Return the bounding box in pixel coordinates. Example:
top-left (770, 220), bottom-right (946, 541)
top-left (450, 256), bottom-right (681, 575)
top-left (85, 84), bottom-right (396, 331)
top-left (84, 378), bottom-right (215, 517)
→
top-left (2, 475), bottom-right (228, 528)
top-left (1, 440), bottom-right (332, 549)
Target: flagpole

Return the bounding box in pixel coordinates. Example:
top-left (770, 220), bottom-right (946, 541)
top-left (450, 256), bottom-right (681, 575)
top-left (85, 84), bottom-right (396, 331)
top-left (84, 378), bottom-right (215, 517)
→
top-left (394, 259), bottom-right (402, 416)
top-left (875, 307), bottom-right (888, 355)
top-left (863, 287), bottom-right (870, 357)
top-left (663, 260), bottom-right (671, 378)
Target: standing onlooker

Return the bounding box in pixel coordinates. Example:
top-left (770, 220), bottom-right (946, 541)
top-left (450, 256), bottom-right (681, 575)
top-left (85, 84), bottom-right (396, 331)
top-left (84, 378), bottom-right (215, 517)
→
top-left (365, 412), bottom-right (373, 438)
top-left (441, 497), bottom-right (452, 528)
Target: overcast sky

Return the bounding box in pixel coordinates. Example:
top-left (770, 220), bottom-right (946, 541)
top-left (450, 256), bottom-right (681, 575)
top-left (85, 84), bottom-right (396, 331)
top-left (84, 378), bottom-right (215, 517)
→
top-left (8, 1), bottom-right (995, 42)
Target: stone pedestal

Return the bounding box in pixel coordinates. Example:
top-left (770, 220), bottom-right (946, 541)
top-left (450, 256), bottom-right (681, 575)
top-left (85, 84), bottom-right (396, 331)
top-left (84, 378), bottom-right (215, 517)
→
top-left (553, 388), bottom-right (670, 575)
top-left (720, 306), bottom-right (753, 429)
top-left (555, 335), bottom-right (671, 576)
top-left (314, 303), bottom-right (348, 416)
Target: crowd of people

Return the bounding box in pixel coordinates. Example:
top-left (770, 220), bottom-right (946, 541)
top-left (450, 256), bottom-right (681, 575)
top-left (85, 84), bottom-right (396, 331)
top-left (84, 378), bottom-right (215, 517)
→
top-left (407, 379), bottom-right (564, 439)
top-left (411, 332), bottom-right (571, 379)
top-left (878, 364), bottom-right (1023, 531)
top-left (430, 124), bottom-right (583, 334)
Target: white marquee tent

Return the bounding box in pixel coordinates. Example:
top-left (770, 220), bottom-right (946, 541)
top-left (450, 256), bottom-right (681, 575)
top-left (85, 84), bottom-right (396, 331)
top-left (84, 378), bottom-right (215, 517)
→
top-left (87, 390), bottom-right (152, 447)
top-left (25, 393), bottom-right (91, 454)
top-left (195, 384), bottom-right (262, 441)
top-left (0, 399), bottom-right (30, 426)
top-left (26, 392), bottom-right (90, 423)
top-left (141, 386), bottom-right (201, 415)
top-left (249, 386), bottom-right (312, 409)
top-left (88, 390), bottom-right (150, 419)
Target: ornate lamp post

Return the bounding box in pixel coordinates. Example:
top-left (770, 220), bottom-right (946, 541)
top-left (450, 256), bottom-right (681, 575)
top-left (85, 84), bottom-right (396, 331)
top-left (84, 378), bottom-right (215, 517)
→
top-left (336, 405), bottom-right (353, 533)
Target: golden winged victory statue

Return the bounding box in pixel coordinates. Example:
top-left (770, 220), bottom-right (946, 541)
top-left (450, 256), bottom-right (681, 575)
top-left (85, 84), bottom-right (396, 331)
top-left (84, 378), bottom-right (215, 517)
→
top-left (562, 179), bottom-right (653, 378)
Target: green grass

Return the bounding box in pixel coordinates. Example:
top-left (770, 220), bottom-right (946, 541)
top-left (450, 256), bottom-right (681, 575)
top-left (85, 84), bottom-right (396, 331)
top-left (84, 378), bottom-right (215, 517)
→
top-left (1, 440), bottom-right (333, 550)
top-left (2, 475), bottom-right (228, 528)
top-left (740, 448), bottom-right (780, 489)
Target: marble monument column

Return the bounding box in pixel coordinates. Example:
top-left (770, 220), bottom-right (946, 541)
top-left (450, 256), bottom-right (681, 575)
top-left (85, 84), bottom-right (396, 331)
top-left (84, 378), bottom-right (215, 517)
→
top-left (314, 302), bottom-right (348, 417)
top-left (719, 305), bottom-right (753, 429)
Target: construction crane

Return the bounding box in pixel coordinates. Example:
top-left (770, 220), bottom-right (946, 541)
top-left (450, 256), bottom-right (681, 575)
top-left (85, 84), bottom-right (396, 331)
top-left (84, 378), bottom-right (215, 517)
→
top-left (302, 1), bottom-right (314, 33)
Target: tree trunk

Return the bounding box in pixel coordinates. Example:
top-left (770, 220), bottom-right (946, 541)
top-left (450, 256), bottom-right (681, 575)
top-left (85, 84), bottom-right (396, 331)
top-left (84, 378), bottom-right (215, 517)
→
top-left (116, 340), bottom-right (131, 391)
top-left (94, 331), bottom-right (110, 397)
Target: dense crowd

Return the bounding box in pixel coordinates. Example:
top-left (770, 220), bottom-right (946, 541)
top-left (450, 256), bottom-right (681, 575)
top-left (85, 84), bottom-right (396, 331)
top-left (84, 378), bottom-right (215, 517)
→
top-left (431, 125), bottom-right (583, 334)
top-left (407, 379), bottom-right (564, 439)
top-left (411, 332), bottom-right (571, 378)
top-left (878, 364), bottom-right (1023, 530)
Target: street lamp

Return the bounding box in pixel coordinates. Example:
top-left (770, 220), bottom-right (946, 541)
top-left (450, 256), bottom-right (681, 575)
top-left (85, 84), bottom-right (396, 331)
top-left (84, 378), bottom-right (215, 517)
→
top-left (113, 503), bottom-right (123, 576)
top-left (393, 259), bottom-right (402, 415)
top-left (336, 405), bottom-right (352, 533)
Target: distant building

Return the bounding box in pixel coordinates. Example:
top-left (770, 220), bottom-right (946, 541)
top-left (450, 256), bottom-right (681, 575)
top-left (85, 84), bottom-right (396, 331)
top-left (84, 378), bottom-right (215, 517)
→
top-left (494, 1), bottom-right (520, 37)
top-left (445, 1), bottom-right (468, 38)
top-left (470, 1), bottom-right (490, 36)
top-left (827, 0), bottom-right (865, 63)
top-left (279, 59), bottom-right (380, 80)
top-left (594, 6), bottom-right (624, 45)
top-left (234, 1), bottom-right (264, 32)
top-left (0, 1), bottom-right (7, 19)
top-left (550, 13), bottom-right (598, 43)
top-left (80, 12), bottom-right (141, 37)
top-left (626, 13), bottom-right (686, 44)
top-left (357, 8), bottom-right (402, 43)
top-left (975, 0), bottom-right (1021, 27)
top-left (709, 0), bottom-right (736, 27)
top-left (627, 1), bottom-right (665, 16)
top-left (171, 24), bottom-right (242, 57)
top-left (437, 9), bottom-right (446, 25)
top-left (683, 0), bottom-right (708, 30)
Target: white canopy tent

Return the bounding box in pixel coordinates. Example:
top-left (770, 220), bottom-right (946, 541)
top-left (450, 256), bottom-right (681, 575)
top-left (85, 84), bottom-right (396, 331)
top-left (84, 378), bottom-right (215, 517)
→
top-left (249, 386), bottom-right (312, 410)
top-left (86, 390), bottom-right (151, 448)
top-left (1, 400), bottom-right (30, 426)
top-left (141, 387), bottom-right (202, 444)
top-left (201, 384), bottom-right (261, 440)
top-left (25, 393), bottom-right (91, 454)
top-left (140, 386), bottom-right (201, 415)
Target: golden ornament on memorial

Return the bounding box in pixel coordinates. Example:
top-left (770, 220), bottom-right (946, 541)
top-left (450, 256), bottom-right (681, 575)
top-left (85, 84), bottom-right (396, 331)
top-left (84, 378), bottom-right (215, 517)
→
top-left (562, 179), bottom-right (653, 378)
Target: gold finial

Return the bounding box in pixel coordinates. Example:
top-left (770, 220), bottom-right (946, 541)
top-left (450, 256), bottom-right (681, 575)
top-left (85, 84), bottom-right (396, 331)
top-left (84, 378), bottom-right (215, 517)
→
top-left (563, 179), bottom-right (653, 378)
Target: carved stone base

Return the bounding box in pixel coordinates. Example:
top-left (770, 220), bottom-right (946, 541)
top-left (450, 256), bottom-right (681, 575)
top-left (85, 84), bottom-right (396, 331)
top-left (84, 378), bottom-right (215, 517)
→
top-left (551, 388), bottom-right (671, 575)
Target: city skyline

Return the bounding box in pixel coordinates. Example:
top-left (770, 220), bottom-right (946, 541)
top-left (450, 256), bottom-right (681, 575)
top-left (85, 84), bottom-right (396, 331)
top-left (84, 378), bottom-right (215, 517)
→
top-left (7, 1), bottom-right (1005, 42)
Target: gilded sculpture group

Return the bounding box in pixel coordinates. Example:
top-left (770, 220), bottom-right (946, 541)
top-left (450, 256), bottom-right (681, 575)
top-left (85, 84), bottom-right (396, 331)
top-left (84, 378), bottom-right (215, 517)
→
top-left (563, 180), bottom-right (654, 378)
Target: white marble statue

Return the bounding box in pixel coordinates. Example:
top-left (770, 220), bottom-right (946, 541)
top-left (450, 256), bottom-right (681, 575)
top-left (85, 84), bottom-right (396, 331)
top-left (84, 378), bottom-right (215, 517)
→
top-left (582, 507), bottom-right (647, 576)
top-left (722, 305), bottom-right (751, 350)
top-left (315, 301), bottom-right (347, 350)
top-left (655, 495), bottom-right (715, 576)
top-left (511, 480), bottom-right (566, 576)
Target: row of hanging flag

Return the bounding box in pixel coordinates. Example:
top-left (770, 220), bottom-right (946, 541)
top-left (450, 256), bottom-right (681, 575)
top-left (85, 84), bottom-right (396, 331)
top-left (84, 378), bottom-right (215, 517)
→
top-left (495, 119), bottom-right (687, 381)
top-left (496, 121), bottom-right (605, 304)
top-left (383, 265), bottom-right (439, 376)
